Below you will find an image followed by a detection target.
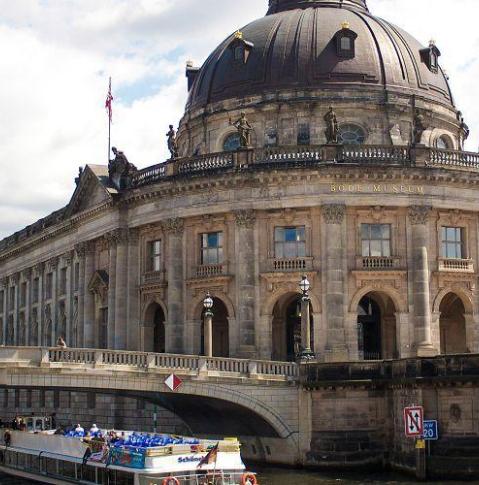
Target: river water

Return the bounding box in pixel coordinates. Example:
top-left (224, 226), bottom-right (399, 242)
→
top-left (254, 466), bottom-right (478, 484)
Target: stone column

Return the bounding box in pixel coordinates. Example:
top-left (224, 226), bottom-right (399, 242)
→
top-left (322, 204), bottom-right (348, 362)
top-left (11, 274), bottom-right (19, 345)
top-left (0, 278), bottom-right (7, 345)
top-left (22, 269), bottom-right (31, 347)
top-left (49, 258), bottom-right (59, 345)
top-left (75, 244), bottom-right (86, 347)
top-left (235, 210), bottom-right (256, 357)
top-left (107, 233), bottom-right (118, 349)
top-left (164, 218), bottom-right (185, 354)
top-left (204, 311), bottom-right (213, 357)
top-left (83, 242), bottom-right (96, 348)
top-left (127, 228), bottom-right (140, 350)
top-left (64, 253), bottom-right (73, 345)
top-left (35, 263), bottom-right (44, 347)
top-left (409, 206), bottom-right (436, 356)
top-left (114, 229), bottom-right (129, 350)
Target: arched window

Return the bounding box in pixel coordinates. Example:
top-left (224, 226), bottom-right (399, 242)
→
top-left (223, 133), bottom-right (241, 152)
top-left (335, 23), bottom-right (358, 59)
top-left (435, 135), bottom-right (451, 150)
top-left (339, 124), bottom-right (366, 145)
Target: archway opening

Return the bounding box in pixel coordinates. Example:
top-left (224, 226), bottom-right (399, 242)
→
top-left (143, 302), bottom-right (166, 353)
top-left (201, 298), bottom-right (229, 357)
top-left (439, 293), bottom-right (467, 354)
top-left (357, 292), bottom-right (397, 360)
top-left (272, 293), bottom-right (313, 362)
top-left (153, 307), bottom-right (166, 353)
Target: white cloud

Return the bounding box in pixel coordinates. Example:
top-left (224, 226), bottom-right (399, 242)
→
top-left (0, 0), bottom-right (478, 239)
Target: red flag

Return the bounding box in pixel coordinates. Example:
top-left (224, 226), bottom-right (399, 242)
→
top-left (105, 77), bottom-right (113, 123)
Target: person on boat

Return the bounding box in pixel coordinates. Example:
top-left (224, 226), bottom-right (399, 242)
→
top-left (90, 423), bottom-right (99, 434)
top-left (75, 423), bottom-right (84, 434)
top-left (18, 419), bottom-right (27, 431)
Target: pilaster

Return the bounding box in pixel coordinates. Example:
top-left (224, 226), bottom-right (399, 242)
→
top-left (113, 228), bottom-right (129, 350)
top-left (127, 228), bottom-right (140, 350)
top-left (234, 210), bottom-right (257, 357)
top-left (82, 241), bottom-right (96, 348)
top-left (106, 232), bottom-right (118, 349)
top-left (164, 218), bottom-right (185, 353)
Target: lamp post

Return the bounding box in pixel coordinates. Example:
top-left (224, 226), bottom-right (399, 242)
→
top-left (299, 275), bottom-right (314, 361)
top-left (203, 292), bottom-right (214, 357)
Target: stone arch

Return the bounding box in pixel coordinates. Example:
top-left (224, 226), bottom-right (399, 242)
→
top-left (428, 128), bottom-right (458, 150)
top-left (433, 287), bottom-right (474, 314)
top-left (142, 297), bottom-right (168, 322)
top-left (215, 125), bottom-right (257, 152)
top-left (142, 299), bottom-right (167, 353)
top-left (262, 286), bottom-right (321, 317)
top-left (188, 290), bottom-right (236, 321)
top-left (349, 285), bottom-right (406, 314)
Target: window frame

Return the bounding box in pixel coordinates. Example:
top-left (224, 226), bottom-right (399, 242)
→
top-left (360, 223), bottom-right (392, 258)
top-left (335, 28), bottom-right (358, 59)
top-left (148, 239), bottom-right (162, 272)
top-left (200, 232), bottom-right (224, 266)
top-left (274, 226), bottom-right (307, 259)
top-left (441, 226), bottom-right (466, 260)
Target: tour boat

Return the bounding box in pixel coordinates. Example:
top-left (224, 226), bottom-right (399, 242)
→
top-left (0, 417), bottom-right (257, 485)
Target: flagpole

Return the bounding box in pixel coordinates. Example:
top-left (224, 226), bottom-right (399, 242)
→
top-left (108, 77), bottom-right (112, 164)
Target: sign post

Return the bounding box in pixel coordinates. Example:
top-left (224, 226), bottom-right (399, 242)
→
top-left (423, 420), bottom-right (439, 441)
top-left (404, 406), bottom-right (424, 438)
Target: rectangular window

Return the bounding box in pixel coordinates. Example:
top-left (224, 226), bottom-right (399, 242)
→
top-left (45, 273), bottom-right (53, 300)
top-left (87, 392), bottom-right (96, 410)
top-left (0, 291), bottom-right (4, 313)
top-left (26, 390), bottom-right (32, 409)
top-left (20, 282), bottom-right (27, 307)
top-left (3, 390), bottom-right (8, 408)
top-left (14, 389), bottom-right (20, 408)
top-left (33, 278), bottom-right (39, 304)
top-left (274, 226), bottom-right (306, 259)
top-left (297, 123), bottom-right (310, 145)
top-left (53, 390), bottom-right (60, 409)
top-left (361, 224), bottom-right (391, 257)
top-left (442, 227), bottom-right (465, 259)
top-left (148, 240), bottom-right (161, 272)
top-left (201, 232), bottom-right (224, 265)
top-left (341, 36), bottom-right (352, 50)
top-left (60, 268), bottom-right (67, 295)
top-left (40, 390), bottom-right (45, 408)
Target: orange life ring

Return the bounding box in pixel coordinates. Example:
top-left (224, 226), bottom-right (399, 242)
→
top-left (162, 477), bottom-right (180, 485)
top-left (241, 472), bottom-right (258, 485)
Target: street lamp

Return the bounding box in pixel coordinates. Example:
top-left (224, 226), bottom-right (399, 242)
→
top-left (203, 292), bottom-right (214, 357)
top-left (299, 276), bottom-right (314, 361)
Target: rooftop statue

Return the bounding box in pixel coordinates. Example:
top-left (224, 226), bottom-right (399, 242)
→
top-left (324, 106), bottom-right (339, 144)
top-left (109, 147), bottom-right (137, 190)
top-left (230, 112), bottom-right (252, 148)
top-left (166, 125), bottom-right (179, 159)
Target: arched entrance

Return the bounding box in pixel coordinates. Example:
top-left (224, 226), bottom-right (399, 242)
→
top-left (272, 293), bottom-right (313, 362)
top-left (439, 293), bottom-right (467, 354)
top-left (143, 302), bottom-right (166, 353)
top-left (201, 298), bottom-right (229, 357)
top-left (357, 292), bottom-right (397, 360)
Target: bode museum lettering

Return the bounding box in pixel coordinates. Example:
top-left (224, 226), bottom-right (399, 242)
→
top-left (330, 183), bottom-right (425, 194)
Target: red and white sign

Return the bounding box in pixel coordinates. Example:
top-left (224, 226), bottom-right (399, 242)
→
top-left (404, 406), bottom-right (424, 437)
top-left (165, 374), bottom-right (182, 392)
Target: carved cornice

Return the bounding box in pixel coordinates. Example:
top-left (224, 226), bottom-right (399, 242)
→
top-left (163, 218), bottom-right (184, 235)
top-left (21, 268), bottom-right (32, 280)
top-left (322, 204), bottom-right (346, 224)
top-left (234, 209), bottom-right (256, 228)
top-left (47, 258), bottom-right (59, 271)
top-left (409, 205), bottom-right (432, 225)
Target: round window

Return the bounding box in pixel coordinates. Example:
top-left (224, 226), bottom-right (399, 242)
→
top-left (435, 135), bottom-right (450, 150)
top-left (339, 124), bottom-right (366, 145)
top-left (223, 133), bottom-right (241, 152)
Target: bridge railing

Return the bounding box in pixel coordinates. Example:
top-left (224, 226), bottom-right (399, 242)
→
top-left (0, 347), bottom-right (299, 381)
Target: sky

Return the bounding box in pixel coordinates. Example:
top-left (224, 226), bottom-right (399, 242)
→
top-left (0, 0), bottom-right (478, 239)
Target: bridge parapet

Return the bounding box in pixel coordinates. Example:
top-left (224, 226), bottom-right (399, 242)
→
top-left (0, 347), bottom-right (299, 382)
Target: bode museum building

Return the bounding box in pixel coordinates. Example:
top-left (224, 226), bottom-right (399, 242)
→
top-left (0, 0), bottom-right (476, 363)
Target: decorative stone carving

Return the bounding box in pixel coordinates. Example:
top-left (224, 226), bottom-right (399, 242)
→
top-left (10, 274), bottom-right (19, 286)
top-left (324, 106), bottom-right (339, 144)
top-left (21, 268), bottom-right (32, 280)
top-left (409, 205), bottom-right (431, 225)
top-left (0, 277), bottom-right (8, 289)
top-left (166, 125), bottom-right (179, 159)
top-left (162, 218), bottom-right (185, 235)
top-left (323, 204), bottom-right (346, 224)
top-left (109, 147), bottom-right (137, 190)
top-left (413, 109), bottom-right (427, 145)
top-left (33, 263), bottom-right (44, 277)
top-left (230, 112), bottom-right (252, 147)
top-left (128, 227), bottom-right (140, 244)
top-left (105, 228), bottom-right (129, 247)
top-left (235, 209), bottom-right (256, 228)
top-left (47, 258), bottom-right (59, 271)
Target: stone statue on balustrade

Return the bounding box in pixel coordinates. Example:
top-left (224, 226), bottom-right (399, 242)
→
top-left (166, 125), bottom-right (179, 159)
top-left (109, 147), bottom-right (138, 190)
top-left (413, 109), bottom-right (427, 145)
top-left (230, 112), bottom-right (252, 148)
top-left (324, 106), bottom-right (339, 144)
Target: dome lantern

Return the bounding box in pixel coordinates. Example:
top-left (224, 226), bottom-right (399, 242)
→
top-left (267, 0), bottom-right (368, 15)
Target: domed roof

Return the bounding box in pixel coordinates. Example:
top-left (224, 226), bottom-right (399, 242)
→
top-left (186, 0), bottom-right (453, 111)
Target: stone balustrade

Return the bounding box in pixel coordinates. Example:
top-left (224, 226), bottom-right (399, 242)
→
top-left (429, 148), bottom-right (479, 169)
top-left (338, 145), bottom-right (410, 164)
top-left (438, 258), bottom-right (474, 273)
top-left (196, 264), bottom-right (226, 279)
top-left (359, 256), bottom-right (401, 270)
top-left (270, 258), bottom-right (311, 272)
top-left (0, 346), bottom-right (299, 381)
top-left (255, 145), bottom-right (323, 163)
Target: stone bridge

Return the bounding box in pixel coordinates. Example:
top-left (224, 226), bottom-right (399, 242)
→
top-left (0, 347), bottom-right (307, 465)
